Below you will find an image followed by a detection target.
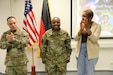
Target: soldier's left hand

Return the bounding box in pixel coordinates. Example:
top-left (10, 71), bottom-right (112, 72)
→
top-left (66, 60), bottom-right (70, 63)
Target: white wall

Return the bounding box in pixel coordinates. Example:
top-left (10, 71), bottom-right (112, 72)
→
top-left (0, 0), bottom-right (113, 73)
top-left (0, 0), bottom-right (11, 73)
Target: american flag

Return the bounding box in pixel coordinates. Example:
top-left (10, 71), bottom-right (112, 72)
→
top-left (23, 0), bottom-right (39, 49)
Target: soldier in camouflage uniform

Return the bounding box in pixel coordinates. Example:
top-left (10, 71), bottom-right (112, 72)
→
top-left (0, 16), bottom-right (29, 75)
top-left (41, 17), bottom-right (72, 75)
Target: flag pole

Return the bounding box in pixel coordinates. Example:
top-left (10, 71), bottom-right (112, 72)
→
top-left (23, 0), bottom-right (38, 74)
top-left (31, 48), bottom-right (36, 75)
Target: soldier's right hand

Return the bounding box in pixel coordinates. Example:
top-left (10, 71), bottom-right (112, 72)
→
top-left (42, 61), bottom-right (46, 64)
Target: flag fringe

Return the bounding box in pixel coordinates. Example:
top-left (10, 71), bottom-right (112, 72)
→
top-left (27, 40), bottom-right (38, 50)
top-left (37, 47), bottom-right (40, 58)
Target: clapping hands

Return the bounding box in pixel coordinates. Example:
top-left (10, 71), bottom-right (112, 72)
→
top-left (6, 33), bottom-right (15, 42)
top-left (78, 21), bottom-right (92, 36)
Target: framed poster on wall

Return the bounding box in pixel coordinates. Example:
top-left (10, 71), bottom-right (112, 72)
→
top-left (71, 0), bottom-right (113, 39)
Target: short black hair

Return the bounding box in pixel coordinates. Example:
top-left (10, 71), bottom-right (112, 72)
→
top-left (52, 17), bottom-right (60, 21)
top-left (7, 16), bottom-right (16, 21)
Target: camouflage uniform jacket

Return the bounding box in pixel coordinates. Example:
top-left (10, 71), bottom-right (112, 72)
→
top-left (41, 29), bottom-right (72, 62)
top-left (0, 28), bottom-right (29, 66)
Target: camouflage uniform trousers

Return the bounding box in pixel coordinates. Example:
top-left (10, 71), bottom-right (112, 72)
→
top-left (45, 59), bottom-right (67, 75)
top-left (5, 64), bottom-right (28, 75)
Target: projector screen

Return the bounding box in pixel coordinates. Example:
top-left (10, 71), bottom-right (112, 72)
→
top-left (72, 0), bottom-right (113, 38)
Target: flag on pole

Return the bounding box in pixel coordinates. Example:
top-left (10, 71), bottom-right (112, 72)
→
top-left (38, 0), bottom-right (52, 58)
top-left (23, 0), bottom-right (39, 50)
top-left (40, 0), bottom-right (52, 36)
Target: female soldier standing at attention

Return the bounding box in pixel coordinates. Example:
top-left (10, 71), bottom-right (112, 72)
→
top-left (41, 17), bottom-right (72, 75)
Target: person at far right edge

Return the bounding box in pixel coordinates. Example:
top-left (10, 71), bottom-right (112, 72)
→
top-left (74, 9), bottom-right (101, 75)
